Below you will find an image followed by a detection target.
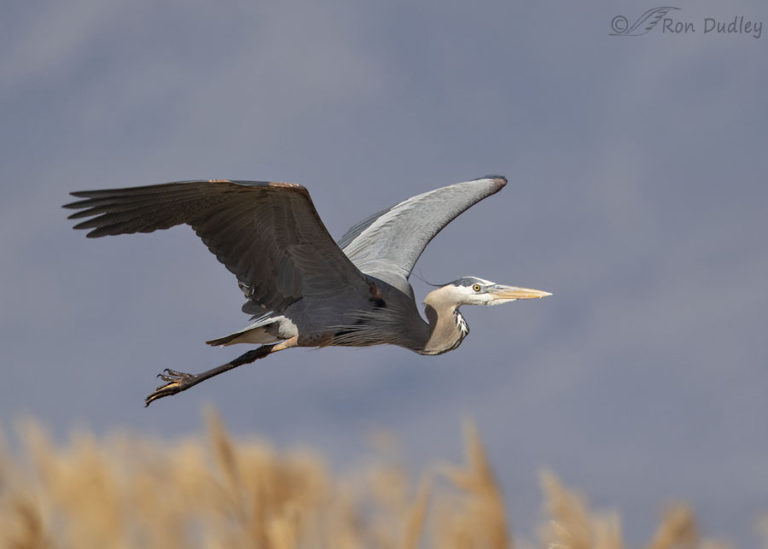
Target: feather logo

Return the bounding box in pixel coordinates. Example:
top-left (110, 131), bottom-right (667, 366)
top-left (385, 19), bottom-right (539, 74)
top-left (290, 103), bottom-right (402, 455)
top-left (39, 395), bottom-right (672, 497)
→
top-left (610, 7), bottom-right (679, 36)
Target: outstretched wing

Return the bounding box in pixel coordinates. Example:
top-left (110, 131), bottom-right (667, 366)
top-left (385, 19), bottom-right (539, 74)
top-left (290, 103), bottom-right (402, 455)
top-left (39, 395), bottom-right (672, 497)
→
top-left (64, 180), bottom-right (368, 314)
top-left (338, 176), bottom-right (507, 292)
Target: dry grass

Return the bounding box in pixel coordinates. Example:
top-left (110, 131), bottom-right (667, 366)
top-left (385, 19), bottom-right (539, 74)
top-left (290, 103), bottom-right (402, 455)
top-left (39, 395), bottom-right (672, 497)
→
top-left (0, 410), bottom-right (751, 548)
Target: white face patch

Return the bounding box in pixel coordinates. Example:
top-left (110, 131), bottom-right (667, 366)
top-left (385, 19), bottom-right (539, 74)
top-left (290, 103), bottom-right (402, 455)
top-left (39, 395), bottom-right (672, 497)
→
top-left (453, 276), bottom-right (497, 306)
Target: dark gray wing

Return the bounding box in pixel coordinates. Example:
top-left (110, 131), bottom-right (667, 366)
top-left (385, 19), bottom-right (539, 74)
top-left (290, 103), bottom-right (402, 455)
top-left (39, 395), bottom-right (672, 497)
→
top-left (338, 176), bottom-right (507, 292)
top-left (64, 180), bottom-right (369, 314)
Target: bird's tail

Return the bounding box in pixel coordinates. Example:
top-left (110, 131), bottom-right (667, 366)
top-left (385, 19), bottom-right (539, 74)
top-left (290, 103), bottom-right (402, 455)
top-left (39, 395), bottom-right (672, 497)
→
top-left (206, 315), bottom-right (290, 346)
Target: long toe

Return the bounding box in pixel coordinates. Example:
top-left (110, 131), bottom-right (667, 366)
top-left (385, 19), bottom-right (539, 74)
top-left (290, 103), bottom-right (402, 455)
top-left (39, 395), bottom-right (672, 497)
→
top-left (157, 369), bottom-right (195, 383)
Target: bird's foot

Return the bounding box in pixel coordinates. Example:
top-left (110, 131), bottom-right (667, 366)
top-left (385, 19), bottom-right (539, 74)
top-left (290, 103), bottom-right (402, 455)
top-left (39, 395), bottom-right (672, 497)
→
top-left (145, 368), bottom-right (198, 407)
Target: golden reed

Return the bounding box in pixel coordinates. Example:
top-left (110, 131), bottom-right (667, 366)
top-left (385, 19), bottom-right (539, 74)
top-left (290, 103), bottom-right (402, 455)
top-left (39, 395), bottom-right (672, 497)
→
top-left (0, 410), bottom-right (747, 548)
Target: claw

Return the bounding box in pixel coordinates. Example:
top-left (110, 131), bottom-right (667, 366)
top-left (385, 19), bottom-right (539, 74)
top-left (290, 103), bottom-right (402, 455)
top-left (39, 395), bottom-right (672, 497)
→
top-left (145, 369), bottom-right (198, 407)
top-left (157, 373), bottom-right (182, 383)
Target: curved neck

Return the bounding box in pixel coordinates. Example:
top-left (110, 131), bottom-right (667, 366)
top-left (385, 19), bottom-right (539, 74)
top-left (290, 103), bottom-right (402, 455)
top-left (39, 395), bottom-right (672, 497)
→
top-left (419, 289), bottom-right (469, 355)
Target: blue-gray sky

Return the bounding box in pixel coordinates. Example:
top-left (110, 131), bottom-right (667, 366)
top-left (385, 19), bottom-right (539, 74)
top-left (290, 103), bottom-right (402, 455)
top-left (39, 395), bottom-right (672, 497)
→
top-left (2, 0), bottom-right (767, 544)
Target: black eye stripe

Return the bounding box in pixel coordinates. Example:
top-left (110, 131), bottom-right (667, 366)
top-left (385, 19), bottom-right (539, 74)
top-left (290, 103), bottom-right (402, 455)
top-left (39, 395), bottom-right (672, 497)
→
top-left (452, 276), bottom-right (485, 287)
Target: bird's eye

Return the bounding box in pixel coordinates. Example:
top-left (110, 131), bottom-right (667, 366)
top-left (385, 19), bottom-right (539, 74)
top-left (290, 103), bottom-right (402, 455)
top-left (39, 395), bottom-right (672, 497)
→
top-left (472, 284), bottom-right (482, 292)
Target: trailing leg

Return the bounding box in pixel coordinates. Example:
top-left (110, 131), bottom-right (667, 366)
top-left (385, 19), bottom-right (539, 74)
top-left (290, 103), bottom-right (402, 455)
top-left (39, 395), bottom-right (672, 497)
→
top-left (144, 337), bottom-right (298, 406)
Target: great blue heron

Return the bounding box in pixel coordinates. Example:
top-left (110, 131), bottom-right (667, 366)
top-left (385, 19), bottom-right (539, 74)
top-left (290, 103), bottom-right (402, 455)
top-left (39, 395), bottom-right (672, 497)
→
top-left (64, 175), bottom-right (551, 406)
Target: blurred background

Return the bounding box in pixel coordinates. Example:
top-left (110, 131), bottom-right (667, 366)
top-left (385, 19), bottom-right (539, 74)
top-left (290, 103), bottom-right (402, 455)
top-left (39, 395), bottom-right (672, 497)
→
top-left (2, 0), bottom-right (766, 545)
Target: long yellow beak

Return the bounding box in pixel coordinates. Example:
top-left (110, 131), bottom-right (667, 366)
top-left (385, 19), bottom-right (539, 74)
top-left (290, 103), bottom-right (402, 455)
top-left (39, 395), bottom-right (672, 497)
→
top-left (490, 285), bottom-right (552, 300)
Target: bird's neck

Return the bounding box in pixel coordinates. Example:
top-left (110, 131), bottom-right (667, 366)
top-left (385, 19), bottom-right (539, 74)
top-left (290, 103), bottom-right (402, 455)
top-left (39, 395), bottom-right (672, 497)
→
top-left (419, 292), bottom-right (469, 355)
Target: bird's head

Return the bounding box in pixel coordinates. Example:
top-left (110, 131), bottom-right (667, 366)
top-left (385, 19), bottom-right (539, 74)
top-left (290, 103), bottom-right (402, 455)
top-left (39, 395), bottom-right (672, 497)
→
top-left (429, 276), bottom-right (552, 308)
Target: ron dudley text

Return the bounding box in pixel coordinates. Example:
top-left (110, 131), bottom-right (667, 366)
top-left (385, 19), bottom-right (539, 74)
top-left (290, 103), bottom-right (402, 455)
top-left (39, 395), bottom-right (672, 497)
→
top-left (663, 16), bottom-right (763, 38)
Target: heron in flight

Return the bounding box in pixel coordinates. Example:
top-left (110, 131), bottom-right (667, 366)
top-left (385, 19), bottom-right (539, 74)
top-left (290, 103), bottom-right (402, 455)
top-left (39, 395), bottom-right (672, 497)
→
top-left (64, 175), bottom-right (551, 406)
